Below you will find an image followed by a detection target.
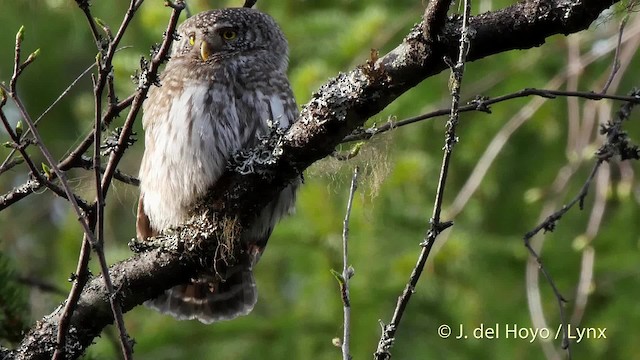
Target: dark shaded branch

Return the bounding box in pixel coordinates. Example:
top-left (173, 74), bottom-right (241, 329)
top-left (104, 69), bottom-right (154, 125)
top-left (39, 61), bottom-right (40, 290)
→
top-left (7, 0), bottom-right (622, 358)
top-left (375, 0), bottom-right (471, 356)
top-left (16, 276), bottom-right (66, 296)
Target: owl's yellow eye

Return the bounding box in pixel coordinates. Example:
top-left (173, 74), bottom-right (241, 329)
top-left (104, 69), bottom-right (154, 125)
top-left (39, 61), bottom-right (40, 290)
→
top-left (221, 30), bottom-right (237, 41)
top-left (188, 33), bottom-right (196, 46)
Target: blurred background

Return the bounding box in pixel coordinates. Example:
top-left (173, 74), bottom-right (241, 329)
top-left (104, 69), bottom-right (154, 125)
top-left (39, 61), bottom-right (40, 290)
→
top-left (1, 0), bottom-right (639, 359)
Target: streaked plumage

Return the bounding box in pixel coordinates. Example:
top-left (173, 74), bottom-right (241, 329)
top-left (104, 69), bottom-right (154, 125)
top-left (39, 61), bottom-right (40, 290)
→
top-left (137, 7), bottom-right (298, 323)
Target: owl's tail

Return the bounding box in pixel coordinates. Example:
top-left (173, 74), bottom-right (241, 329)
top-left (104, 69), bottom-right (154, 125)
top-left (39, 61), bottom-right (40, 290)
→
top-left (144, 256), bottom-right (258, 324)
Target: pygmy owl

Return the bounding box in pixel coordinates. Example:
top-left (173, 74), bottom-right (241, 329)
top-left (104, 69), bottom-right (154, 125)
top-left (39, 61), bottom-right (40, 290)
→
top-left (136, 7), bottom-right (298, 323)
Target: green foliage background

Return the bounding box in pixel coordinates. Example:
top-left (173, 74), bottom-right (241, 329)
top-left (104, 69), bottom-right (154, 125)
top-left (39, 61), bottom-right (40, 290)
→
top-left (1, 0), bottom-right (639, 359)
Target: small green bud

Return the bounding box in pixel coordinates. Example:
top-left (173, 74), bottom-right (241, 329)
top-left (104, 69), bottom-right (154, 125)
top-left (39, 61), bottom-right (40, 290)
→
top-left (16, 25), bottom-right (25, 43)
top-left (0, 87), bottom-right (6, 106)
top-left (94, 17), bottom-right (106, 28)
top-left (24, 48), bottom-right (40, 65)
top-left (330, 269), bottom-right (345, 285)
top-left (2, 141), bottom-right (14, 148)
top-left (15, 120), bottom-right (23, 138)
top-left (42, 163), bottom-right (51, 178)
top-left (350, 142), bottom-right (364, 157)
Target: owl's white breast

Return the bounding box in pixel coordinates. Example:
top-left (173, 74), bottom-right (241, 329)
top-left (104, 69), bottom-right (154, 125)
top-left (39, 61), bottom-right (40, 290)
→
top-left (139, 83), bottom-right (241, 232)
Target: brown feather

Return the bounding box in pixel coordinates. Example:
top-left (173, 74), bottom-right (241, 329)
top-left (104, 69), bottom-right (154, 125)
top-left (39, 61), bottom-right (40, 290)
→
top-left (136, 195), bottom-right (156, 240)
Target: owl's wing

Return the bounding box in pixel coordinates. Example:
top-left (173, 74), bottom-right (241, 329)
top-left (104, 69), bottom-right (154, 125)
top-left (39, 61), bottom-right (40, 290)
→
top-left (236, 76), bottom-right (298, 148)
top-left (235, 75), bottom-right (299, 252)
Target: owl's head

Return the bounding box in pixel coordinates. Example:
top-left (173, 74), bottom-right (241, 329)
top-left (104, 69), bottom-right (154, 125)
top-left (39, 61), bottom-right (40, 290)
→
top-left (172, 8), bottom-right (289, 72)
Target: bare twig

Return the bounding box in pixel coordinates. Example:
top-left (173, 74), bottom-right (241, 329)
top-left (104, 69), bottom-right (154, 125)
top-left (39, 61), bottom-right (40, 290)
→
top-left (4, 28), bottom-right (94, 239)
top-left (601, 16), bottom-right (626, 93)
top-left (0, 158), bottom-right (23, 175)
top-left (53, 1), bottom-right (185, 359)
top-left (78, 2), bottom-right (146, 356)
top-left (524, 162), bottom-right (602, 242)
top-left (0, 61), bottom-right (97, 173)
top-left (75, 0), bottom-right (103, 48)
top-left (524, 162), bottom-right (601, 357)
top-left (343, 89), bottom-right (640, 143)
top-left (375, 0), bottom-right (471, 357)
top-left (100, 0), bottom-right (185, 195)
top-left (523, 89), bottom-right (640, 356)
top-left (0, 106), bottom-right (46, 186)
top-left (338, 167), bottom-right (358, 360)
top-left (77, 156), bottom-right (140, 185)
top-left (52, 236), bottom-right (92, 360)
top-left (0, 93), bottom-right (135, 212)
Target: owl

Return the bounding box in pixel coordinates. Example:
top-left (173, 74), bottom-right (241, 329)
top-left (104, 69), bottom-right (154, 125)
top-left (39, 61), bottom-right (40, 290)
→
top-left (136, 7), bottom-right (298, 323)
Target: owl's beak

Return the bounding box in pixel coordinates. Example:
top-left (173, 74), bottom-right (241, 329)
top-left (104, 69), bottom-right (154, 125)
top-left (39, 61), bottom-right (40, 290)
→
top-left (200, 41), bottom-right (210, 61)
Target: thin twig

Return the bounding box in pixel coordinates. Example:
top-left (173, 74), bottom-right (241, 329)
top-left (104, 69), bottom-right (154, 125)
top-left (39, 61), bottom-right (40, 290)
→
top-left (524, 162), bottom-right (602, 241)
top-left (100, 0), bottom-right (185, 195)
top-left (78, 156), bottom-right (140, 185)
top-left (75, 0), bottom-right (103, 48)
top-left (58, 94), bottom-right (134, 170)
top-left (9, 26), bottom-right (25, 93)
top-left (374, 0), bottom-right (471, 357)
top-left (53, 236), bottom-right (92, 360)
top-left (93, 59), bottom-right (132, 360)
top-left (0, 158), bottom-right (23, 175)
top-left (524, 161), bottom-right (601, 357)
top-left (343, 88), bottom-right (640, 143)
top-left (0, 93), bottom-right (135, 212)
top-left (600, 16), bottom-right (626, 93)
top-left (54, 2), bottom-right (186, 356)
top-left (522, 89), bottom-right (640, 357)
top-left (0, 60), bottom-right (97, 173)
top-left (0, 107), bottom-right (46, 186)
top-left (0, 107), bottom-right (92, 211)
top-left (4, 30), bottom-right (95, 239)
top-left (53, 0), bottom-right (178, 357)
top-left (339, 166), bottom-right (358, 360)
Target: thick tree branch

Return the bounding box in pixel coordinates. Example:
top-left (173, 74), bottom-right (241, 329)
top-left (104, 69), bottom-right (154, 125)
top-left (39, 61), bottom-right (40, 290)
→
top-left (7, 0), bottom-right (620, 358)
